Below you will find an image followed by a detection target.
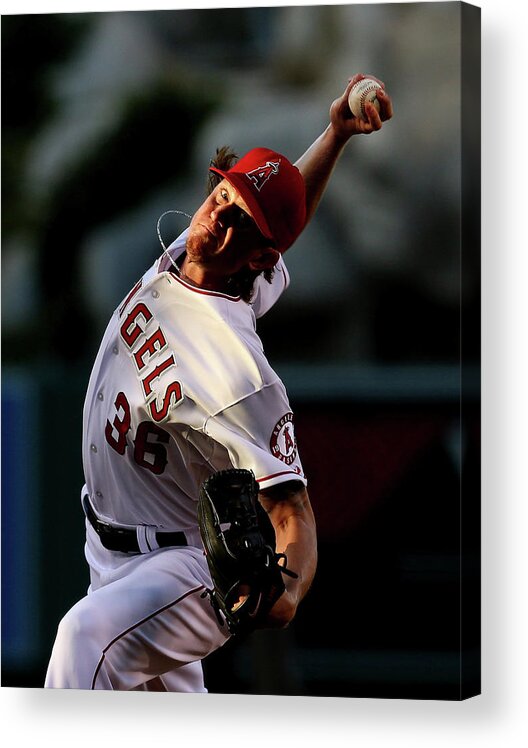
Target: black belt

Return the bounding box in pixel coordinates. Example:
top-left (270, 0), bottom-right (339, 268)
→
top-left (82, 495), bottom-right (187, 554)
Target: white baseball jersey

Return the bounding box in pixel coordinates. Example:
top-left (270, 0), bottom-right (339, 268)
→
top-left (81, 228), bottom-right (306, 538)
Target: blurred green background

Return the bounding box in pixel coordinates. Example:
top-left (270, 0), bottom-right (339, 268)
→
top-left (1, 2), bottom-right (480, 698)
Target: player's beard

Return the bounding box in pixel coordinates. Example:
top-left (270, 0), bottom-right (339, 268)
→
top-left (185, 223), bottom-right (220, 264)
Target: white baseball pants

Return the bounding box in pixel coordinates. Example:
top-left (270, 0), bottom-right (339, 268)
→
top-left (45, 522), bottom-right (230, 691)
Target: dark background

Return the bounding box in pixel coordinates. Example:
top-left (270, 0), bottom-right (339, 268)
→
top-left (1, 2), bottom-right (480, 699)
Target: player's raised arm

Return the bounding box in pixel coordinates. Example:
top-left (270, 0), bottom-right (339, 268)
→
top-left (294, 73), bottom-right (394, 228)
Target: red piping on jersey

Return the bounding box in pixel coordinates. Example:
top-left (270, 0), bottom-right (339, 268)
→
top-left (169, 272), bottom-right (241, 301)
top-left (257, 470), bottom-right (305, 483)
top-left (118, 279), bottom-right (143, 317)
top-left (90, 584), bottom-right (206, 689)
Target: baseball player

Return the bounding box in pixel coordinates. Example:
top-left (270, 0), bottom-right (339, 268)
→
top-left (45, 75), bottom-right (393, 691)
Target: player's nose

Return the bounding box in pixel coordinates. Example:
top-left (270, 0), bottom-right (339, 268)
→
top-left (210, 204), bottom-right (223, 223)
top-left (210, 202), bottom-right (232, 228)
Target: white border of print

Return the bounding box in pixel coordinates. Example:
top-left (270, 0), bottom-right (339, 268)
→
top-left (1, 1), bottom-right (526, 748)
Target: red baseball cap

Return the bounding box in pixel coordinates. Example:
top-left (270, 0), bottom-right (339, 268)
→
top-left (209, 147), bottom-right (306, 254)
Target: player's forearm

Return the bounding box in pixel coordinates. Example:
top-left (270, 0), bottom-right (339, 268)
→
top-left (295, 125), bottom-right (349, 226)
top-left (276, 511), bottom-right (318, 605)
top-left (259, 483), bottom-right (317, 625)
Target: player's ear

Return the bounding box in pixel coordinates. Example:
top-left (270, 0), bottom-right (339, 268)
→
top-left (248, 247), bottom-right (280, 272)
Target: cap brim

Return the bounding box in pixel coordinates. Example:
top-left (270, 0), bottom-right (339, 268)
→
top-left (209, 167), bottom-right (275, 245)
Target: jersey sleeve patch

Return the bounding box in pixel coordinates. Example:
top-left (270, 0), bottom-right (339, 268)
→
top-left (269, 412), bottom-right (297, 465)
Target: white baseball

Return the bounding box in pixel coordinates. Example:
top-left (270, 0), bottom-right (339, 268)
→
top-left (347, 78), bottom-right (382, 121)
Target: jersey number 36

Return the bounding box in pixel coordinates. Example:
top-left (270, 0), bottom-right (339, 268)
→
top-left (105, 391), bottom-right (169, 475)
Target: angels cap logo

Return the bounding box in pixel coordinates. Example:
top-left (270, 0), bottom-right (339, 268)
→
top-left (270, 412), bottom-right (297, 465)
top-left (245, 160), bottom-right (281, 192)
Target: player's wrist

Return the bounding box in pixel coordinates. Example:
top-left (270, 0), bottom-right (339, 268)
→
top-left (325, 121), bottom-right (354, 151)
top-left (266, 588), bottom-right (297, 629)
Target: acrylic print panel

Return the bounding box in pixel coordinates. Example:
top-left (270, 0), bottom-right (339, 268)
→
top-left (1, 2), bottom-right (480, 700)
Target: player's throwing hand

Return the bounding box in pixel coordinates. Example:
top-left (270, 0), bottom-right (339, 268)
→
top-left (330, 73), bottom-right (394, 141)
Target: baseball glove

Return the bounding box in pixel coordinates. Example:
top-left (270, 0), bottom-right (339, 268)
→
top-left (198, 468), bottom-right (297, 636)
